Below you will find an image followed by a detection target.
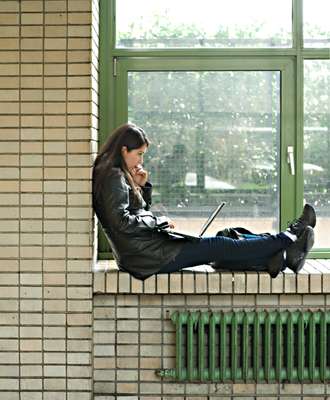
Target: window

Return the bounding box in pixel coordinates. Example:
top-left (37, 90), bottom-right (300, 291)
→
top-left (303, 0), bottom-right (330, 48)
top-left (304, 60), bottom-right (330, 250)
top-left (128, 68), bottom-right (281, 234)
top-left (116, 0), bottom-right (292, 48)
top-left (99, 0), bottom-right (330, 259)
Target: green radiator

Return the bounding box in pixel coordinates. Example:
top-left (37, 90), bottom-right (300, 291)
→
top-left (157, 310), bottom-right (330, 382)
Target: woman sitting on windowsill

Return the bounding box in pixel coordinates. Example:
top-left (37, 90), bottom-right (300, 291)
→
top-left (92, 123), bottom-right (316, 281)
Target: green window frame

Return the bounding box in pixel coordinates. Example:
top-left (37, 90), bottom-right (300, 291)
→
top-left (98, 0), bottom-right (330, 259)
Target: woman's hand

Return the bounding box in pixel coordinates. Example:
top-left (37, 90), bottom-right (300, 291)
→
top-left (156, 216), bottom-right (175, 230)
top-left (131, 164), bottom-right (148, 187)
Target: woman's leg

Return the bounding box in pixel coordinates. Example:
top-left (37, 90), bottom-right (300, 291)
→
top-left (158, 232), bottom-right (292, 274)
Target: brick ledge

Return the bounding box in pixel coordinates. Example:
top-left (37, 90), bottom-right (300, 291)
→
top-left (93, 259), bottom-right (330, 295)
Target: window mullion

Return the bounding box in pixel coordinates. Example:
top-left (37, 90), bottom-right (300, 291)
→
top-left (293, 0), bottom-right (305, 217)
top-left (292, 0), bottom-right (304, 51)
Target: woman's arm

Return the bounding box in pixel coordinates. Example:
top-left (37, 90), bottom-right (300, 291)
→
top-left (102, 171), bottom-right (158, 234)
top-left (140, 182), bottom-right (175, 229)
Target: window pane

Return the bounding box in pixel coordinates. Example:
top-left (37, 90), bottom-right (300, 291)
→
top-left (304, 60), bottom-right (330, 248)
top-left (128, 71), bottom-right (280, 235)
top-left (117, 0), bottom-right (292, 48)
top-left (304, 0), bottom-right (330, 48)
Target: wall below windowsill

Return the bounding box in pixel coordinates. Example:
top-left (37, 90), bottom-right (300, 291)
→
top-left (93, 259), bottom-right (330, 295)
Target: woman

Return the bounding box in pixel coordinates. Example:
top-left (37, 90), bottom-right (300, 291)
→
top-left (92, 123), bottom-right (316, 281)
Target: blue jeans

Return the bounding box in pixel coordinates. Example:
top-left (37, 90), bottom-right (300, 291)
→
top-left (158, 233), bottom-right (292, 273)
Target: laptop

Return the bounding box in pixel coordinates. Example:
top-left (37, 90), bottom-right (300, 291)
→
top-left (156, 202), bottom-right (226, 241)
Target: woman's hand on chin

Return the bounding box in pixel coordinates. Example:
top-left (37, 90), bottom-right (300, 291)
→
top-left (131, 165), bottom-right (148, 186)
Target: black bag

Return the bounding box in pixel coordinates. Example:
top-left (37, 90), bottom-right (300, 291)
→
top-left (212, 227), bottom-right (271, 270)
top-left (215, 227), bottom-right (271, 240)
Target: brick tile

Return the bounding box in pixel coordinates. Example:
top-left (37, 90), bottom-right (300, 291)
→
top-left (280, 294), bottom-right (302, 306)
top-left (169, 273), bottom-right (181, 293)
top-left (182, 273), bottom-right (194, 293)
top-left (234, 273), bottom-right (246, 293)
top-left (118, 273), bottom-right (130, 293)
top-left (246, 273), bottom-right (258, 293)
top-left (284, 274), bottom-right (296, 293)
top-left (208, 272), bottom-right (220, 293)
top-left (259, 273), bottom-right (271, 293)
top-left (106, 272), bottom-right (118, 293)
top-left (195, 273), bottom-right (207, 293)
top-left (156, 274), bottom-right (168, 294)
top-left (323, 274), bottom-right (330, 293)
top-left (144, 275), bottom-right (156, 294)
top-left (271, 273), bottom-right (284, 293)
top-left (131, 276), bottom-right (143, 293)
top-left (220, 273), bottom-right (233, 293)
top-left (297, 274), bottom-right (309, 293)
top-left (310, 274), bottom-right (322, 293)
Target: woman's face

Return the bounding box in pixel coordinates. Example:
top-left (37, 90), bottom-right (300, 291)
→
top-left (121, 144), bottom-right (148, 171)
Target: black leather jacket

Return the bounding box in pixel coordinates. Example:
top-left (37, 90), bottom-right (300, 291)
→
top-left (92, 167), bottom-right (185, 280)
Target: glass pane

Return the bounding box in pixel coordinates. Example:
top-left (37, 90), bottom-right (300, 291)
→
top-left (128, 71), bottom-right (280, 235)
top-left (117, 0), bottom-right (292, 48)
top-left (304, 60), bottom-right (330, 248)
top-left (304, 0), bottom-right (330, 48)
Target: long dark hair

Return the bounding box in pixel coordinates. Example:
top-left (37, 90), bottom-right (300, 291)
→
top-left (93, 123), bottom-right (150, 199)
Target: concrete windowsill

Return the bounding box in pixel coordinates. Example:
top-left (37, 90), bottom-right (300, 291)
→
top-left (93, 259), bottom-right (330, 295)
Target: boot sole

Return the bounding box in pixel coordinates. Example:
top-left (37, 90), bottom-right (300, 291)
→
top-left (289, 227), bottom-right (314, 273)
top-left (304, 204), bottom-right (317, 228)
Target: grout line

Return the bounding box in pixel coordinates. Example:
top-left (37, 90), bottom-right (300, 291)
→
top-left (65, 0), bottom-right (69, 398)
top-left (18, 0), bottom-right (21, 398)
top-left (41, 0), bottom-right (45, 397)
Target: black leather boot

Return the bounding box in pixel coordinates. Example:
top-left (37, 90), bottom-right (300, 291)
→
top-left (287, 204), bottom-right (316, 237)
top-left (267, 250), bottom-right (284, 278)
top-left (286, 226), bottom-right (314, 273)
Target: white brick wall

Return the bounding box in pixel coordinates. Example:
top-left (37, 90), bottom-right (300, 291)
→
top-left (93, 269), bottom-right (330, 399)
top-left (93, 289), bottom-right (330, 399)
top-left (0, 0), bottom-right (98, 398)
